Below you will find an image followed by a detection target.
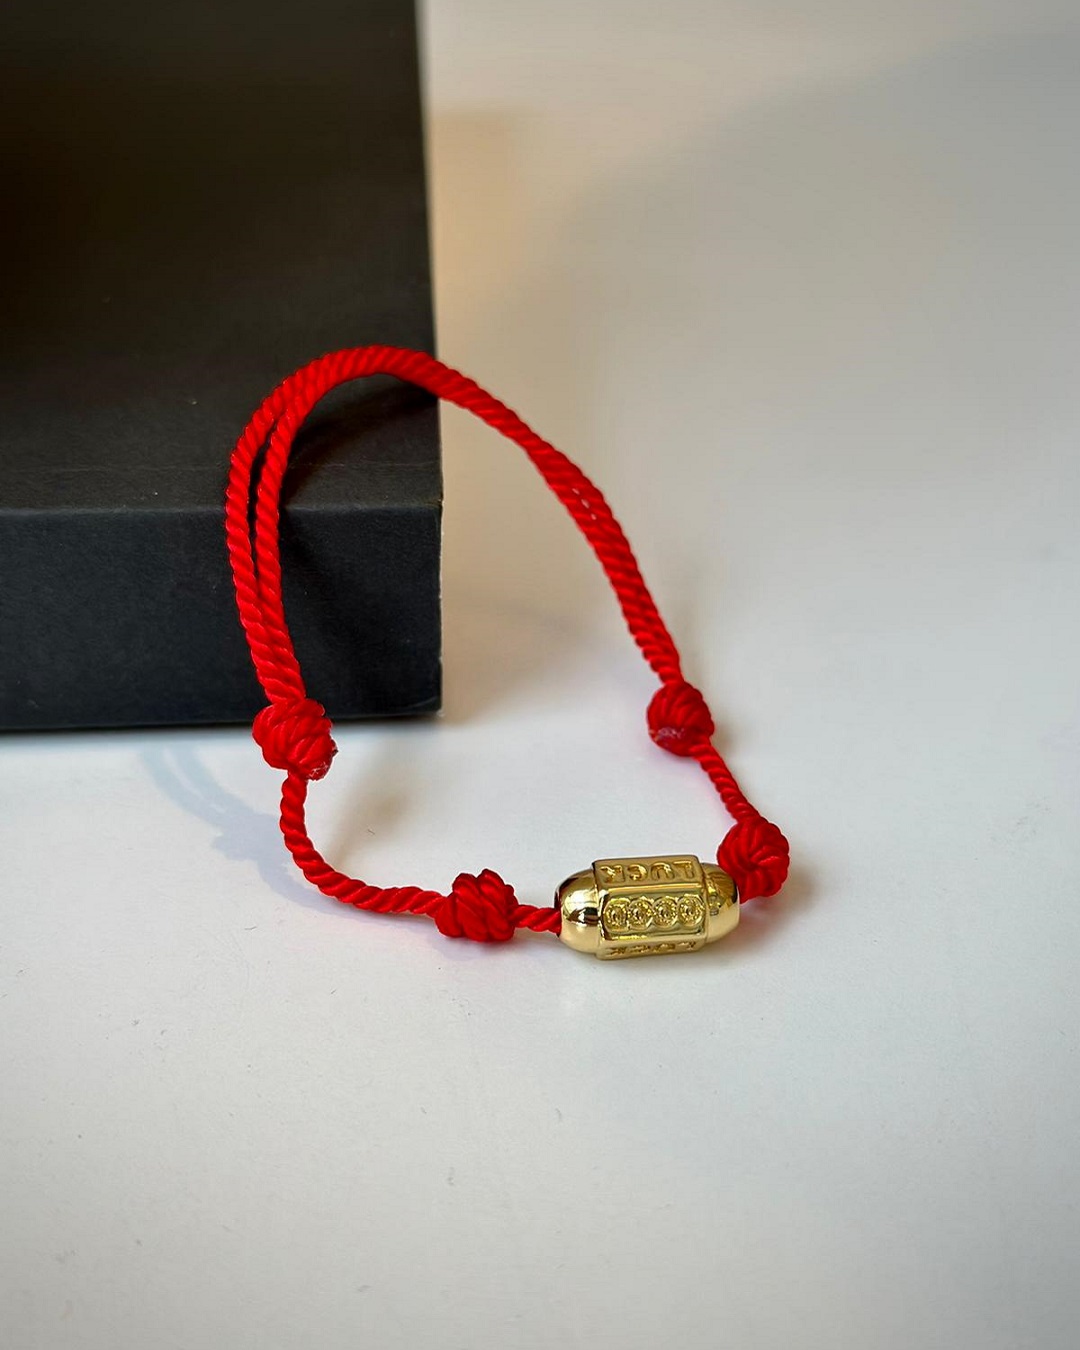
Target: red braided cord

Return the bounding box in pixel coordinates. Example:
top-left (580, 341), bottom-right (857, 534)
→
top-left (226, 346), bottom-right (789, 944)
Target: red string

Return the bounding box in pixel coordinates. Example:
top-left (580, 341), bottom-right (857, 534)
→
top-left (226, 347), bottom-right (789, 944)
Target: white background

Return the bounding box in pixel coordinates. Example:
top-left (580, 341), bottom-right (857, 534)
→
top-left (4, 2), bottom-right (1080, 1347)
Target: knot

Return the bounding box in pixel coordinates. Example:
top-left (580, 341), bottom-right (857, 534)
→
top-left (435, 869), bottom-right (519, 943)
top-left (717, 817), bottom-right (790, 900)
top-left (647, 680), bottom-right (715, 756)
top-left (252, 698), bottom-right (337, 780)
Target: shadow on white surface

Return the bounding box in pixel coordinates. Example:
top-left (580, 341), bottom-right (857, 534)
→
top-left (140, 742), bottom-right (332, 913)
top-left (718, 863), bottom-right (815, 958)
top-left (139, 738), bottom-right (561, 961)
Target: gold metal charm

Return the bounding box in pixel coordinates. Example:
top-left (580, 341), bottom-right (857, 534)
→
top-left (557, 854), bottom-right (738, 959)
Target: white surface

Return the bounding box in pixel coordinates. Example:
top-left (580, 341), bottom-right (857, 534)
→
top-left (3, 3), bottom-right (1080, 1347)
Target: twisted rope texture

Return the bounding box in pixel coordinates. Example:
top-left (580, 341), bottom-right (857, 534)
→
top-left (226, 347), bottom-right (788, 943)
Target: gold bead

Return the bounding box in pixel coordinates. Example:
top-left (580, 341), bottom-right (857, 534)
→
top-left (557, 854), bottom-right (738, 959)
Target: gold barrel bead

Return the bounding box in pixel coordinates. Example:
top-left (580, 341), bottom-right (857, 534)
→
top-left (557, 854), bottom-right (738, 959)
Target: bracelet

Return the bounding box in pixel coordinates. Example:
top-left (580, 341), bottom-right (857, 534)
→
top-left (225, 347), bottom-right (789, 959)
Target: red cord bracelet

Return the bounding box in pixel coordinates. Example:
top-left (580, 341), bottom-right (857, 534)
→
top-left (226, 347), bottom-right (789, 959)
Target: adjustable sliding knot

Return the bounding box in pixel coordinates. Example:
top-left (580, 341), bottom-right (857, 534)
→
top-left (647, 680), bottom-right (715, 756)
top-left (252, 698), bottom-right (337, 780)
top-left (718, 816), bottom-right (790, 901)
top-left (435, 869), bottom-right (519, 943)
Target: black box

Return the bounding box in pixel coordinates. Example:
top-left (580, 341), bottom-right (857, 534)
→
top-left (0, 0), bottom-right (441, 731)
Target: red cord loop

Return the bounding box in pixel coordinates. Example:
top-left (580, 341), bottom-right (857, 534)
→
top-left (435, 870), bottom-right (519, 943)
top-left (252, 699), bottom-right (337, 781)
top-left (647, 680), bottom-right (715, 757)
top-left (226, 346), bottom-right (789, 945)
top-left (718, 818), bottom-right (791, 901)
